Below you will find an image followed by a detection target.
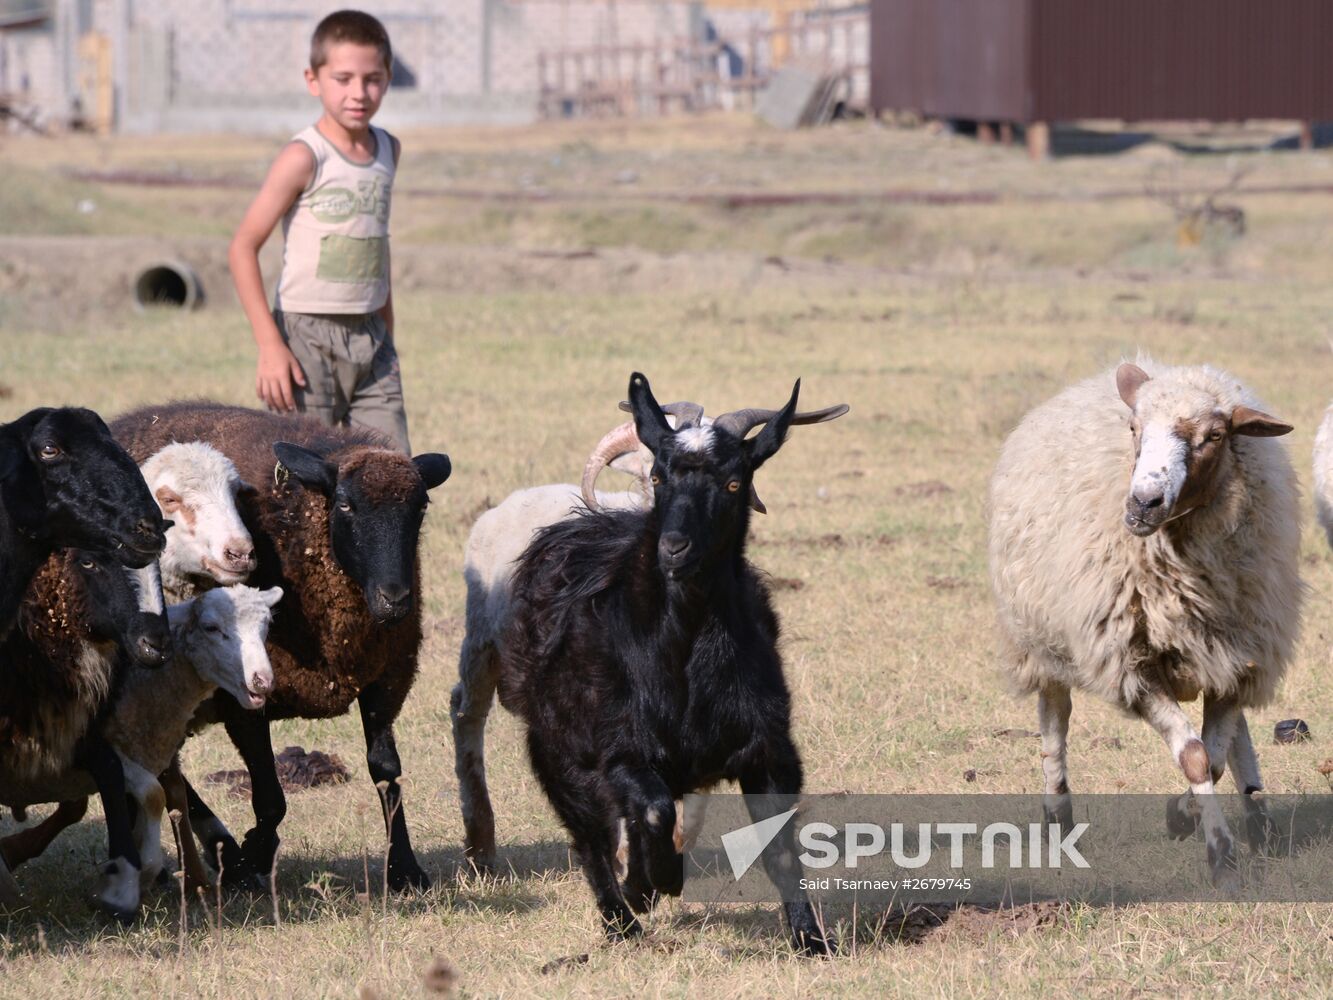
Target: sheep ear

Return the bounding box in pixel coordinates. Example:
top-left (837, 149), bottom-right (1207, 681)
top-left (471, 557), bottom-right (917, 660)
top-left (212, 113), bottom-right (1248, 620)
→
top-left (412, 453), bottom-right (451, 491)
top-left (1231, 406), bottom-right (1293, 437)
top-left (273, 443), bottom-right (337, 494)
top-left (627, 372), bottom-right (672, 455)
top-left (0, 446), bottom-right (20, 482)
top-left (745, 380), bottom-right (800, 470)
top-left (1116, 363), bottom-right (1151, 409)
top-left (236, 479), bottom-right (260, 501)
top-left (261, 586), bottom-right (284, 608)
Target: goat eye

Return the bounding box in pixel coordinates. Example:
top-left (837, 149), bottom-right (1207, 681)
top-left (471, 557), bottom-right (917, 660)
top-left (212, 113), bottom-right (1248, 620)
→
top-left (1208, 429), bottom-right (1225, 443)
top-left (39, 444), bottom-right (62, 461)
top-left (651, 474), bottom-right (661, 486)
top-left (203, 623), bottom-right (222, 634)
top-left (79, 559), bottom-right (96, 571)
top-left (337, 500), bottom-right (353, 513)
top-left (726, 480), bottom-right (741, 493)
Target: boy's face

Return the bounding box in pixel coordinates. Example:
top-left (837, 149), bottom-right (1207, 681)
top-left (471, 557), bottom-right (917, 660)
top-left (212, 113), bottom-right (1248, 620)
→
top-left (305, 42), bottom-right (389, 132)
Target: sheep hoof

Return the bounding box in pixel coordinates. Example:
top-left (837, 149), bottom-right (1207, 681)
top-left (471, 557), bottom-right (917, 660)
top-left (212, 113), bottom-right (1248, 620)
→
top-left (1207, 839), bottom-right (1241, 894)
top-left (793, 928), bottom-right (835, 958)
top-left (388, 858), bottom-right (430, 892)
top-left (1242, 799), bottom-right (1285, 856)
top-left (219, 863), bottom-right (267, 894)
top-left (601, 910), bottom-right (643, 942)
top-left (1165, 794), bottom-right (1201, 840)
top-left (622, 882), bottom-right (657, 915)
top-left (1043, 796), bottom-right (1074, 832)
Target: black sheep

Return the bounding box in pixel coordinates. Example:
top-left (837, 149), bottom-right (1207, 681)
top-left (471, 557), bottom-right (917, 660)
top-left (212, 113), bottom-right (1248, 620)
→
top-left (110, 403), bottom-right (450, 891)
top-left (0, 407), bottom-right (169, 636)
top-left (496, 373), bottom-right (842, 955)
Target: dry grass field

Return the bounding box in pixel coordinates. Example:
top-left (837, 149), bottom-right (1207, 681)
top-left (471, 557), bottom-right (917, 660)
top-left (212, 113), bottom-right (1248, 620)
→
top-left (1, 115), bottom-right (1331, 998)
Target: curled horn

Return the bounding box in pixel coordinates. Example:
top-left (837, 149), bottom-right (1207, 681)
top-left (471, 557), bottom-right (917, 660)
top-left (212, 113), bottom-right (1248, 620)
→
top-left (581, 421), bottom-right (642, 511)
top-left (617, 399), bottom-right (706, 430)
top-left (713, 402), bottom-right (850, 441)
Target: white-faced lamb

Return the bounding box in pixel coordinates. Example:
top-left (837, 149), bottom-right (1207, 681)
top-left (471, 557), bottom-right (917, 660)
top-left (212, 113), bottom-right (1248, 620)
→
top-left (0, 585), bottom-right (279, 897)
top-left (0, 549), bottom-right (171, 917)
top-left (139, 442), bottom-right (257, 601)
top-left (491, 373), bottom-right (846, 954)
top-left (988, 359), bottom-right (1301, 887)
top-left (0, 406), bottom-right (169, 636)
top-left (111, 403), bottom-right (450, 891)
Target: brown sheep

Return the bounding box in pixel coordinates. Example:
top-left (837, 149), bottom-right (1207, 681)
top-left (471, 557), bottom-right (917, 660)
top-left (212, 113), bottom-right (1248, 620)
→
top-left (110, 402), bottom-right (450, 890)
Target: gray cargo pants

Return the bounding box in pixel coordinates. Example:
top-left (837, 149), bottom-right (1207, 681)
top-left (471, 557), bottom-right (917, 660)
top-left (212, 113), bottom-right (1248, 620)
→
top-left (274, 309), bottom-right (411, 454)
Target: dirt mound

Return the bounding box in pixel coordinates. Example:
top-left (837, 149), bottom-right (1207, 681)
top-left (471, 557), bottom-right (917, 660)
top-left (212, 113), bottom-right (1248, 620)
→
top-left (205, 745), bottom-right (351, 798)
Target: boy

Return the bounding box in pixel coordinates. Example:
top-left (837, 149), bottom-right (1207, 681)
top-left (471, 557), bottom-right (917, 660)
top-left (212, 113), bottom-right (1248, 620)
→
top-left (229, 9), bottom-right (410, 453)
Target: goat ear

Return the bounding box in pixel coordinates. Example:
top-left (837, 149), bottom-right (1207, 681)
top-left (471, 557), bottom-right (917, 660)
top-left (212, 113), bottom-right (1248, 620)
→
top-left (412, 453), bottom-right (451, 491)
top-left (1231, 406), bottom-right (1293, 437)
top-left (627, 372), bottom-right (672, 455)
top-left (745, 380), bottom-right (800, 470)
top-left (261, 586), bottom-right (284, 608)
top-left (273, 442), bottom-right (337, 494)
top-left (1116, 363), bottom-right (1151, 410)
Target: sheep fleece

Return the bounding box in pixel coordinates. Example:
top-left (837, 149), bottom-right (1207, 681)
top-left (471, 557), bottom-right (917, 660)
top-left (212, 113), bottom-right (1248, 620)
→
top-left (987, 360), bottom-right (1301, 709)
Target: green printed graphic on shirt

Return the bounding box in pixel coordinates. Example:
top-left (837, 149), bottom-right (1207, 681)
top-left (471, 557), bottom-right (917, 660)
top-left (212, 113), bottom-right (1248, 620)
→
top-left (309, 178), bottom-right (391, 224)
top-left (316, 234), bottom-right (388, 283)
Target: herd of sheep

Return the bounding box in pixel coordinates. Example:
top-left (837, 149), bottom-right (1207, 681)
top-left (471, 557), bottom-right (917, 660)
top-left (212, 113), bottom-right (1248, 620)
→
top-left (0, 358), bottom-right (1326, 953)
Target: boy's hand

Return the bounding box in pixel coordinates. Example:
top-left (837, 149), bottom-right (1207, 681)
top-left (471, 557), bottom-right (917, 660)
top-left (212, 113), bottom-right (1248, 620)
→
top-left (256, 342), bottom-right (307, 413)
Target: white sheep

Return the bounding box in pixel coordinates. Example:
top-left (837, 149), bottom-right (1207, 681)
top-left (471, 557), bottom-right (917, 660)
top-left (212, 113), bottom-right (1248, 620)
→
top-left (140, 442), bottom-right (256, 601)
top-left (1311, 405), bottom-right (1333, 549)
top-left (988, 358), bottom-right (1301, 888)
top-left (0, 585), bottom-right (280, 908)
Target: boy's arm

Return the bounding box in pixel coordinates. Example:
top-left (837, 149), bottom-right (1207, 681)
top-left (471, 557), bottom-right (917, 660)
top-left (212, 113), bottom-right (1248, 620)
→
top-left (379, 134), bottom-right (401, 339)
top-left (228, 142), bottom-right (315, 413)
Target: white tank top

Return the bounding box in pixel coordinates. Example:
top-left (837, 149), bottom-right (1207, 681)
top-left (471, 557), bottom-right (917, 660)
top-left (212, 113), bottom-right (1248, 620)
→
top-left (274, 124), bottom-right (394, 315)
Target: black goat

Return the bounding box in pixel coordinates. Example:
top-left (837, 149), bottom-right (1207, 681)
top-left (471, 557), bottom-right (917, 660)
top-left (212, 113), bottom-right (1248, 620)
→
top-left (0, 407), bottom-right (168, 636)
top-left (0, 550), bottom-right (171, 918)
top-left (496, 373), bottom-right (844, 955)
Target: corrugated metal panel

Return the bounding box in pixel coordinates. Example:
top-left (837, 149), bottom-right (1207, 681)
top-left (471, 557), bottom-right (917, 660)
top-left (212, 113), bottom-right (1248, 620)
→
top-left (870, 0), bottom-right (1333, 122)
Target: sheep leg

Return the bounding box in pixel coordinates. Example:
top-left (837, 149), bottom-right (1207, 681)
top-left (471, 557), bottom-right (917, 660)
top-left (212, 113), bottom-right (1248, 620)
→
top-left (217, 711), bottom-right (287, 887)
top-left (1228, 712), bottom-right (1283, 855)
top-left (359, 679), bottom-right (429, 891)
top-left (738, 750), bottom-right (834, 957)
top-left (1168, 693), bottom-right (1242, 839)
top-left (0, 799), bottom-right (88, 871)
top-left (1037, 682), bottom-right (1073, 830)
top-left (161, 756), bottom-right (213, 892)
top-left (116, 759), bottom-right (167, 890)
top-left (76, 732), bottom-right (142, 921)
top-left (181, 777), bottom-right (258, 889)
top-left (1133, 681), bottom-right (1239, 890)
top-left (451, 641), bottom-right (499, 872)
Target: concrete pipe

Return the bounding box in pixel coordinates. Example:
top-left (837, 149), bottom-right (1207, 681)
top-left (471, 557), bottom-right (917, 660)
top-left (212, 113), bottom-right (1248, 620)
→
top-left (132, 260), bottom-right (204, 310)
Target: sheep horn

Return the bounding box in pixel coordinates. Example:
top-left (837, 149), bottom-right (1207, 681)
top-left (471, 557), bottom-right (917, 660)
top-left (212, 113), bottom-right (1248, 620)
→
top-left (581, 421), bottom-right (642, 511)
top-left (617, 399), bottom-right (706, 430)
top-left (713, 402), bottom-right (850, 440)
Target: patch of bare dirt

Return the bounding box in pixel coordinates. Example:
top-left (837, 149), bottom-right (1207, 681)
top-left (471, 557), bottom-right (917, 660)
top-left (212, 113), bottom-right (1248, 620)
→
top-left (925, 575), bottom-right (967, 590)
top-left (895, 480), bottom-right (954, 499)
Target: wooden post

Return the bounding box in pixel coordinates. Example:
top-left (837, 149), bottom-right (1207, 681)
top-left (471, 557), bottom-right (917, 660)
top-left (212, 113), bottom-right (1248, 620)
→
top-left (1300, 121), bottom-right (1314, 151)
top-left (977, 122), bottom-right (996, 145)
top-left (999, 122), bottom-right (1014, 145)
top-left (1026, 121), bottom-right (1051, 160)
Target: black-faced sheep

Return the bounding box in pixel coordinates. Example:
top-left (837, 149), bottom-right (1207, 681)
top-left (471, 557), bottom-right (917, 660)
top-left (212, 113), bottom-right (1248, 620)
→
top-left (988, 359), bottom-right (1301, 887)
top-left (110, 403), bottom-right (450, 890)
top-left (0, 550), bottom-right (171, 917)
top-left (493, 373), bottom-right (845, 954)
top-left (0, 407), bottom-right (169, 636)
top-left (0, 585), bottom-right (280, 896)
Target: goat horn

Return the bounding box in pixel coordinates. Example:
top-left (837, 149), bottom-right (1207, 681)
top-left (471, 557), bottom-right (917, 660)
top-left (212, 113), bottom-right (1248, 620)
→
top-left (617, 399), bottom-right (706, 430)
top-left (581, 421), bottom-right (642, 512)
top-left (713, 402), bottom-right (850, 440)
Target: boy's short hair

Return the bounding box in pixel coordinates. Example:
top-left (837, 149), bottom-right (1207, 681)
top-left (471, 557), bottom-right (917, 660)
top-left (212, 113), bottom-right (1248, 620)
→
top-left (310, 10), bottom-right (392, 73)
